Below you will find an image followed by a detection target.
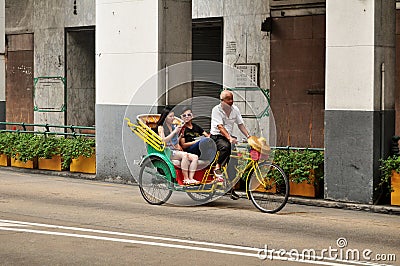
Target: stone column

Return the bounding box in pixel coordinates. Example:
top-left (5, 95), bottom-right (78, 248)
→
top-left (325, 0), bottom-right (396, 203)
top-left (95, 0), bottom-right (191, 179)
top-left (33, 1), bottom-right (65, 127)
top-left (0, 0), bottom-right (4, 128)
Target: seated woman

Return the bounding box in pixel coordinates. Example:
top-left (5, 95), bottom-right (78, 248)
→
top-left (157, 107), bottom-right (200, 185)
top-left (179, 107), bottom-right (215, 162)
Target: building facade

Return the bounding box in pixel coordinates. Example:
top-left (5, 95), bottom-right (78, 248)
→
top-left (4, 0), bottom-right (95, 129)
top-left (1, 0), bottom-right (398, 204)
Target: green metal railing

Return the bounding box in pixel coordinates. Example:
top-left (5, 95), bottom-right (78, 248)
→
top-left (229, 87), bottom-right (271, 118)
top-left (0, 122), bottom-right (95, 138)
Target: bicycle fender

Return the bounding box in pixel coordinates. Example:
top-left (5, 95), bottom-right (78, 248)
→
top-left (141, 154), bottom-right (177, 181)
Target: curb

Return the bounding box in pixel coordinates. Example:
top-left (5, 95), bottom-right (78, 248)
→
top-left (2, 166), bottom-right (400, 215)
top-left (287, 197), bottom-right (400, 215)
top-left (0, 166), bottom-right (96, 181)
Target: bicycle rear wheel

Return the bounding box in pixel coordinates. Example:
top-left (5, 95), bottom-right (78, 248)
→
top-left (139, 157), bottom-right (173, 205)
top-left (247, 162), bottom-right (289, 213)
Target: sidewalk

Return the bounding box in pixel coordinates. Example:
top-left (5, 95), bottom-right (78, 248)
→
top-left (2, 166), bottom-right (400, 215)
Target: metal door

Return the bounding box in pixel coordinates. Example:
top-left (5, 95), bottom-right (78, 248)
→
top-left (66, 27), bottom-right (95, 127)
top-left (270, 15), bottom-right (325, 148)
top-left (192, 18), bottom-right (223, 131)
top-left (6, 34), bottom-right (34, 128)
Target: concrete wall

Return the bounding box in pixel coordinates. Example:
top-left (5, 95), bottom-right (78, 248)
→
top-left (159, 0), bottom-right (192, 105)
top-left (96, 0), bottom-right (192, 180)
top-left (5, 0), bottom-right (95, 126)
top-left (326, 0), bottom-right (395, 111)
top-left (270, 0), bottom-right (325, 16)
top-left (193, 0), bottom-right (270, 91)
top-left (6, 0), bottom-right (95, 74)
top-left (96, 0), bottom-right (160, 180)
top-left (325, 0), bottom-right (395, 203)
top-left (0, 0), bottom-right (4, 128)
top-left (192, 0), bottom-right (272, 141)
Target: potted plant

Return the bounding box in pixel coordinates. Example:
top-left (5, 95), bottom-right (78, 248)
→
top-left (37, 136), bottom-right (64, 171)
top-left (379, 155), bottom-right (400, 206)
top-left (10, 133), bottom-right (40, 169)
top-left (0, 132), bottom-right (96, 173)
top-left (0, 132), bottom-right (13, 166)
top-left (272, 149), bottom-right (324, 198)
top-left (62, 137), bottom-right (96, 174)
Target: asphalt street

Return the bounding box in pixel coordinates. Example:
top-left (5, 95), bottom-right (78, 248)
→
top-left (0, 168), bottom-right (399, 265)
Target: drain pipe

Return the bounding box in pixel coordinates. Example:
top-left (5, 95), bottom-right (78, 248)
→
top-left (380, 63), bottom-right (385, 161)
top-left (375, 62), bottom-right (386, 204)
top-left (165, 64), bottom-right (169, 106)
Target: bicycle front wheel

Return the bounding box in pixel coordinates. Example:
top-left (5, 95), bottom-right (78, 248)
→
top-left (139, 157), bottom-right (173, 205)
top-left (247, 162), bottom-right (289, 213)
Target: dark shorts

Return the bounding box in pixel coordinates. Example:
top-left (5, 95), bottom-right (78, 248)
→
top-left (185, 137), bottom-right (217, 161)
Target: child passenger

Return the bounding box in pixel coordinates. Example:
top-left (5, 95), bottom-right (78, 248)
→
top-left (157, 107), bottom-right (200, 185)
top-left (179, 107), bottom-right (217, 165)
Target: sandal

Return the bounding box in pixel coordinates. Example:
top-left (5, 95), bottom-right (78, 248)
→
top-left (190, 179), bottom-right (200, 185)
top-left (213, 169), bottom-right (223, 178)
top-left (183, 179), bottom-right (193, 185)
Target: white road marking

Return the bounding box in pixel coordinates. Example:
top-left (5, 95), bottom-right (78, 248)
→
top-left (0, 219), bottom-right (392, 266)
top-left (0, 222), bottom-right (28, 227)
top-left (0, 219), bottom-right (257, 251)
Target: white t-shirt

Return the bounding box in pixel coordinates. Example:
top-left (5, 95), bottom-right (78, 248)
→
top-left (210, 103), bottom-right (244, 136)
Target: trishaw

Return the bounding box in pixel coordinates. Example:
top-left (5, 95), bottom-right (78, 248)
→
top-left (125, 114), bottom-right (289, 213)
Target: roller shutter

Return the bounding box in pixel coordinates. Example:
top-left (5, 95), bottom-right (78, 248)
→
top-left (192, 18), bottom-right (223, 131)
